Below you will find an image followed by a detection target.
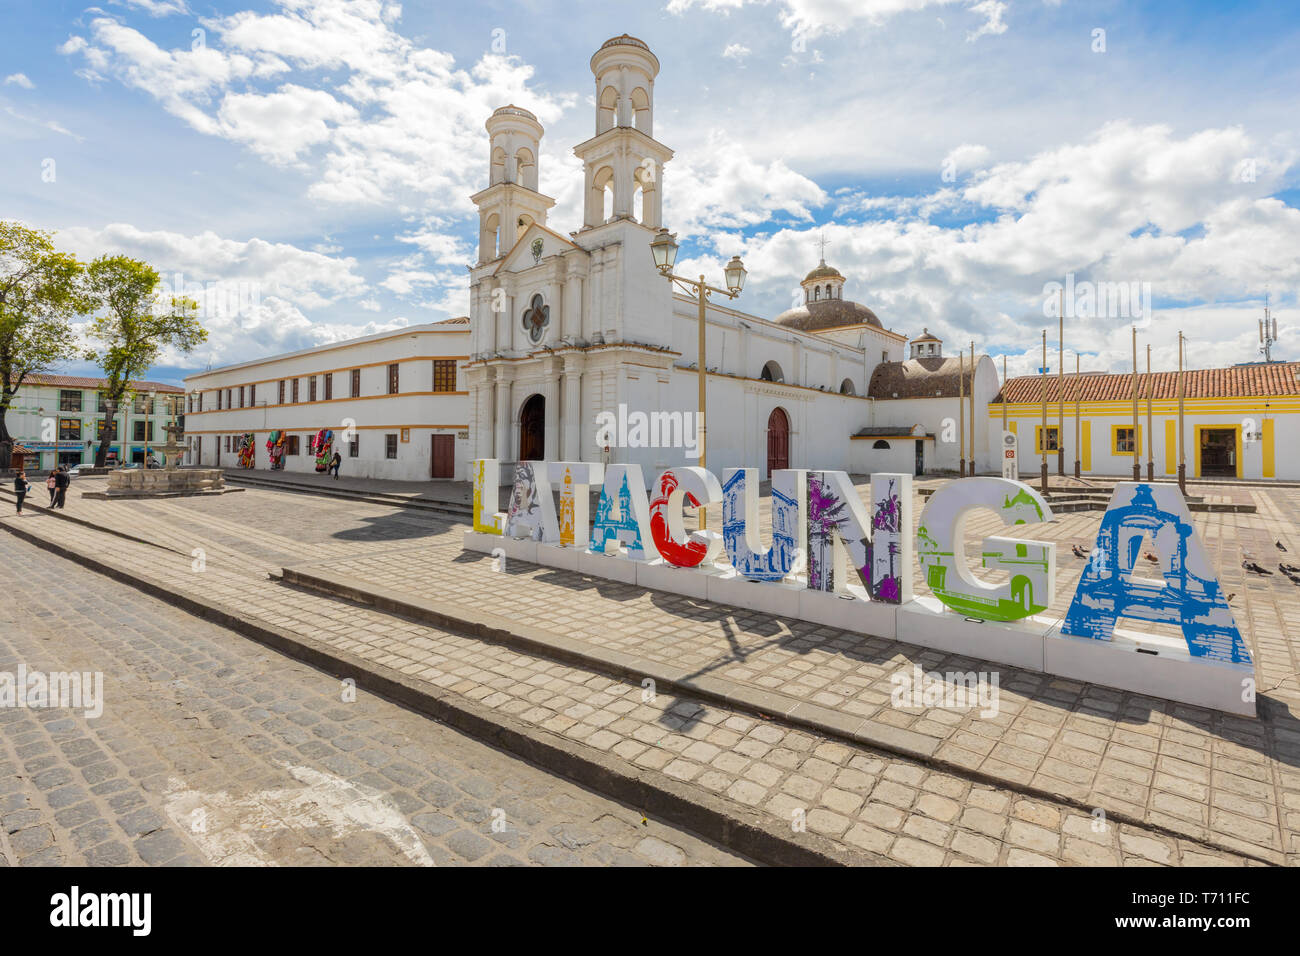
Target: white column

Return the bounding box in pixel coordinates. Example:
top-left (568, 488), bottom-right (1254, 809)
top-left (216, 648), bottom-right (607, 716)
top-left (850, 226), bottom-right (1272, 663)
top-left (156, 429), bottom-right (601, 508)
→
top-left (495, 376), bottom-right (513, 462)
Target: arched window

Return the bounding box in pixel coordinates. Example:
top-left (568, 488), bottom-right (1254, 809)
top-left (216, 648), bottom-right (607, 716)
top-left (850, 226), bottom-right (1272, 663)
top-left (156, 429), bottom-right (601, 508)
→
top-left (760, 360), bottom-right (784, 383)
top-left (840, 378), bottom-right (855, 395)
top-left (813, 287), bottom-right (820, 301)
top-left (597, 86), bottom-right (618, 133)
top-left (825, 284), bottom-right (832, 299)
top-left (872, 439), bottom-right (891, 450)
top-left (629, 87), bottom-right (651, 133)
top-left (490, 146), bottom-right (506, 185)
top-left (593, 166), bottom-right (614, 222)
top-left (515, 146), bottom-right (536, 190)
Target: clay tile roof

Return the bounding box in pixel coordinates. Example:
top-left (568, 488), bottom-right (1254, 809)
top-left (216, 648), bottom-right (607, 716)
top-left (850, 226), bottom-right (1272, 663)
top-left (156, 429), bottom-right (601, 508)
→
top-left (868, 357), bottom-right (975, 399)
top-left (993, 362), bottom-right (1300, 403)
top-left (19, 373), bottom-right (184, 392)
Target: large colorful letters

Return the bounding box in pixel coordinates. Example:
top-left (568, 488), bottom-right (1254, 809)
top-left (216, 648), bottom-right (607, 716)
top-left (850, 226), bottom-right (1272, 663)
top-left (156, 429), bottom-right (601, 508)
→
top-left (1062, 483), bottom-right (1251, 664)
top-left (722, 468), bottom-right (806, 581)
top-left (469, 460), bottom-right (1252, 714)
top-left (915, 478), bottom-right (1055, 622)
top-left (591, 465), bottom-right (659, 561)
top-left (648, 467), bottom-right (722, 568)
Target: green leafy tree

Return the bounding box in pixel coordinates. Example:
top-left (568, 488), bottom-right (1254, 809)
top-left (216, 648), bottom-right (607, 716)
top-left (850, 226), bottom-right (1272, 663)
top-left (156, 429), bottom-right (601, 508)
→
top-left (84, 255), bottom-right (206, 467)
top-left (0, 222), bottom-right (85, 470)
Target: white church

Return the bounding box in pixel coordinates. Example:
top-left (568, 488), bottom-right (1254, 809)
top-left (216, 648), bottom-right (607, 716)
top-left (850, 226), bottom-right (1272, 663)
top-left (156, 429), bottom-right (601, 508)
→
top-left (468, 35), bottom-right (1000, 486)
top-left (183, 35), bottom-right (1003, 484)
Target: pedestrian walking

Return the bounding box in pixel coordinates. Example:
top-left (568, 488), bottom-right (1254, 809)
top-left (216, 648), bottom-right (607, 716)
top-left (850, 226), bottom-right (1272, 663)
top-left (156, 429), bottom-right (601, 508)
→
top-left (53, 465), bottom-right (70, 509)
top-left (329, 450), bottom-right (342, 480)
top-left (14, 470), bottom-right (30, 514)
top-left (46, 470), bottom-right (57, 505)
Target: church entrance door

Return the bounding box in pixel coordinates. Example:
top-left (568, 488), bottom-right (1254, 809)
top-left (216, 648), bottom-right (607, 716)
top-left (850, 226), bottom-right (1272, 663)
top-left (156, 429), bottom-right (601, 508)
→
top-left (767, 407), bottom-right (789, 475)
top-left (519, 394), bottom-right (545, 461)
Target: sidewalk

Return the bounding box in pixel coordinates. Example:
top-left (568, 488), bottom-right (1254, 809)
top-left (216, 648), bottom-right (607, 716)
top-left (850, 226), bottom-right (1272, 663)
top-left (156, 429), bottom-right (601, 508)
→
top-left (0, 480), bottom-right (1276, 866)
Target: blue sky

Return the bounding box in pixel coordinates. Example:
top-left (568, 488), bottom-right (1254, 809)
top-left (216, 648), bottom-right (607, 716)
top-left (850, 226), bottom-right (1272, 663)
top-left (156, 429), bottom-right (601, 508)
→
top-left (3, 0), bottom-right (1298, 385)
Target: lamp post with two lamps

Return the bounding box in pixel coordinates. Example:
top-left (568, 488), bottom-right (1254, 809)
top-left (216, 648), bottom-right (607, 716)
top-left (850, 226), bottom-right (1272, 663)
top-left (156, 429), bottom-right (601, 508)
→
top-left (649, 227), bottom-right (746, 529)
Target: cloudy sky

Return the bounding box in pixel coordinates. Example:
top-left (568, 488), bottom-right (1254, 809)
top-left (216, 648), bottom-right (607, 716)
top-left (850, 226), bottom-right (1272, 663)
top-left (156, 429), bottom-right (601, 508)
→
top-left (3, 0), bottom-right (1297, 385)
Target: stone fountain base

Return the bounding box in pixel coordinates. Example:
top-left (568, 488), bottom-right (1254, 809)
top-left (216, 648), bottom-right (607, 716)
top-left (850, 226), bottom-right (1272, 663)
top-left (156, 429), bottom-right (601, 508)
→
top-left (83, 467), bottom-right (242, 499)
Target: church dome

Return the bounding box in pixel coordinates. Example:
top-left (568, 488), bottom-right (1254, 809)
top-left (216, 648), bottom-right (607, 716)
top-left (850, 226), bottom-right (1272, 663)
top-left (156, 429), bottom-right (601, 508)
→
top-left (803, 261), bottom-right (843, 283)
top-left (775, 257), bottom-right (881, 331)
top-left (774, 299), bottom-right (882, 332)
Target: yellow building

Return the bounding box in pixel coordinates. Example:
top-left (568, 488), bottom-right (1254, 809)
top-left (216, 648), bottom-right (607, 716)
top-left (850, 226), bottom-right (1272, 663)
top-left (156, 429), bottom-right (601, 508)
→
top-left (990, 361), bottom-right (1300, 480)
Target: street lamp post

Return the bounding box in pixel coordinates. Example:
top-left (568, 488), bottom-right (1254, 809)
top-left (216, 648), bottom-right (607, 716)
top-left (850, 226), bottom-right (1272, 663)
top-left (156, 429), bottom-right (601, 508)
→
top-left (650, 228), bottom-right (746, 530)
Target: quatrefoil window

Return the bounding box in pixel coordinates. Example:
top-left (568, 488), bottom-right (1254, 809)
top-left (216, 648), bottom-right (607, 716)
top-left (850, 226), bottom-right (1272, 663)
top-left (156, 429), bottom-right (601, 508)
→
top-left (521, 293), bottom-right (550, 344)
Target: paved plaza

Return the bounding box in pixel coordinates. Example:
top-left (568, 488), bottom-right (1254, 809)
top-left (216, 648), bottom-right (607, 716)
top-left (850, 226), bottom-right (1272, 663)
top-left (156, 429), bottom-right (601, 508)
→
top-left (0, 531), bottom-right (747, 867)
top-left (2, 474), bottom-right (1298, 866)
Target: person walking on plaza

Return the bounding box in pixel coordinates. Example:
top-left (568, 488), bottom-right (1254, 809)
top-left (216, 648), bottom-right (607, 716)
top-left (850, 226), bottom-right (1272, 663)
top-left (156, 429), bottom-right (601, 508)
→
top-left (329, 450), bottom-right (342, 480)
top-left (53, 465), bottom-right (70, 509)
top-left (46, 470), bottom-right (57, 506)
top-left (14, 471), bottom-right (30, 514)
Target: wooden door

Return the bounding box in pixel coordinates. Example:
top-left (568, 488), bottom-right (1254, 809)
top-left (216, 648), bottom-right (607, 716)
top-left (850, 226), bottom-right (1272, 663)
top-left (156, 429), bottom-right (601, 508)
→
top-left (431, 434), bottom-right (455, 479)
top-left (767, 407), bottom-right (789, 475)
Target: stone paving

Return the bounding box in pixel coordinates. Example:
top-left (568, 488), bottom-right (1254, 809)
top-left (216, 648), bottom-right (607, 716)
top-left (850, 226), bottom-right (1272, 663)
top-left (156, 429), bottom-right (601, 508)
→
top-left (0, 478), bottom-right (1271, 865)
top-left (0, 531), bottom-right (747, 867)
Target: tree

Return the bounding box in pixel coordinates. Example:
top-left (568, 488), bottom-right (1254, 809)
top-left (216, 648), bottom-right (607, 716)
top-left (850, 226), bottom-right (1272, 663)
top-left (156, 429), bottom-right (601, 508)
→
top-left (83, 255), bottom-right (205, 467)
top-left (0, 222), bottom-right (85, 470)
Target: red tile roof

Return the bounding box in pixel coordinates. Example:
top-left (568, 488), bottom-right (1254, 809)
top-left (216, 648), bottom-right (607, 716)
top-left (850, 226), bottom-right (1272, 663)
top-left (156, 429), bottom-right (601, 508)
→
top-left (17, 373), bottom-right (184, 393)
top-left (994, 362), bottom-right (1300, 404)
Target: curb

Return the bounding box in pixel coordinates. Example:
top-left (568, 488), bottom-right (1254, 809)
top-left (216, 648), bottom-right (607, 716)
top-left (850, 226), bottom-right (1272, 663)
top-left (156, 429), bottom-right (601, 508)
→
top-left (0, 517), bottom-right (874, 868)
top-left (222, 474), bottom-right (472, 518)
top-left (277, 558), bottom-right (1282, 867)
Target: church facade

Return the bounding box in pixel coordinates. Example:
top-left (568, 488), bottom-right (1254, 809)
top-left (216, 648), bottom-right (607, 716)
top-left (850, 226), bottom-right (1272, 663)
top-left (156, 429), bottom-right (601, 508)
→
top-left (467, 35), bottom-right (1001, 485)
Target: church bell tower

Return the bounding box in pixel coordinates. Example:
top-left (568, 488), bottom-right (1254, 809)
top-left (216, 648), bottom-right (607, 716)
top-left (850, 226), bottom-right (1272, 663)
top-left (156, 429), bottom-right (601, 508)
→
top-left (573, 35), bottom-right (674, 230)
top-left (470, 105), bottom-right (556, 263)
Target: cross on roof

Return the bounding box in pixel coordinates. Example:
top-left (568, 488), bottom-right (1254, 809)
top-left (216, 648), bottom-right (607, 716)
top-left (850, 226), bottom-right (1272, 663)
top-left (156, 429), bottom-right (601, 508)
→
top-left (816, 232), bottom-right (830, 262)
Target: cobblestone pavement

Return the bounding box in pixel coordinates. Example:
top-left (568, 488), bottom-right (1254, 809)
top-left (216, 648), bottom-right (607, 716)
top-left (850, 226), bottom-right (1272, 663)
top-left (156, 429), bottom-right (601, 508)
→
top-left (0, 532), bottom-right (750, 867)
top-left (0, 479), bottom-right (1267, 866)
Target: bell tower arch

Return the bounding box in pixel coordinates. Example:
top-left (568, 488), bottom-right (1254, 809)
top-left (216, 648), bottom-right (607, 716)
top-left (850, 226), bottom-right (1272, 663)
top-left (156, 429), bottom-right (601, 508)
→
top-left (574, 35), bottom-right (673, 231)
top-left (471, 105), bottom-right (556, 263)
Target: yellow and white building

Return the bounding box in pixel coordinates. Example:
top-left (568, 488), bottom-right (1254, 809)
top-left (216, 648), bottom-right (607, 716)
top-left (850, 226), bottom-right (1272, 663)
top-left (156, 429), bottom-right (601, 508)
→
top-left (990, 362), bottom-right (1300, 480)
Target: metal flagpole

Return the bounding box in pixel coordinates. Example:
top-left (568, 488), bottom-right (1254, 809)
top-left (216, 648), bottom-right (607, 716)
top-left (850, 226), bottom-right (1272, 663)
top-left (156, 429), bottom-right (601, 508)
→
top-left (1040, 330), bottom-right (1048, 494)
top-left (1131, 327), bottom-right (1141, 481)
top-left (1146, 343), bottom-right (1154, 481)
top-left (1058, 290), bottom-right (1065, 476)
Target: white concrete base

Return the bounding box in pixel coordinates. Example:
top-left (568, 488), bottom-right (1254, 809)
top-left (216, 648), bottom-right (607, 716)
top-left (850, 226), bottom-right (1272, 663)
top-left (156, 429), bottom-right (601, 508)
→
top-left (896, 596), bottom-right (1051, 672)
top-left (534, 541), bottom-right (581, 573)
top-left (707, 571), bottom-right (809, 618)
top-left (799, 585), bottom-right (897, 640)
top-left (1044, 625), bottom-right (1256, 716)
top-left (576, 547), bottom-right (639, 584)
top-left (636, 560), bottom-right (727, 600)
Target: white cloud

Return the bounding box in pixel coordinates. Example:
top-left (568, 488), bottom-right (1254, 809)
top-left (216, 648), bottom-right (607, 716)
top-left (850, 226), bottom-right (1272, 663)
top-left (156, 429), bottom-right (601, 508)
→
top-left (112, 0), bottom-right (191, 15)
top-left (665, 131), bottom-right (828, 235)
top-left (3, 73), bottom-right (35, 89)
top-left (722, 43), bottom-right (751, 61)
top-left (725, 121), bottom-right (1299, 370)
top-left (60, 1), bottom-right (572, 215)
top-left (667, 0), bottom-right (1006, 42)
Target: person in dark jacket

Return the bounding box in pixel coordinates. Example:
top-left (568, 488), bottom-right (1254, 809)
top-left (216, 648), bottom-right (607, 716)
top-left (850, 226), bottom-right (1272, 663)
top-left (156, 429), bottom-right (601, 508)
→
top-left (53, 465), bottom-right (70, 509)
top-left (329, 451), bottom-right (342, 479)
top-left (14, 471), bottom-right (30, 514)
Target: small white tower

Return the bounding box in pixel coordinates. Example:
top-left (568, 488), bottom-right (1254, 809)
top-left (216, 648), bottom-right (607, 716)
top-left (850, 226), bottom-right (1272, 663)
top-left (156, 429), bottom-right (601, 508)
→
top-left (910, 328), bottom-right (943, 360)
top-left (573, 35), bottom-right (673, 230)
top-left (470, 105), bottom-right (556, 263)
